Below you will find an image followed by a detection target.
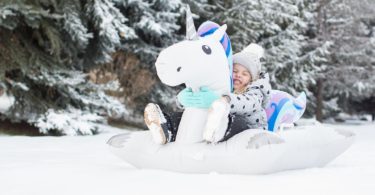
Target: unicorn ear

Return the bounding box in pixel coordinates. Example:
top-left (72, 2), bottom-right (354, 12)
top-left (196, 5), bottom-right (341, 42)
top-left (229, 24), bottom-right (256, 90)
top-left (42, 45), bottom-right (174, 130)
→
top-left (211, 24), bottom-right (227, 41)
top-left (185, 5), bottom-right (198, 40)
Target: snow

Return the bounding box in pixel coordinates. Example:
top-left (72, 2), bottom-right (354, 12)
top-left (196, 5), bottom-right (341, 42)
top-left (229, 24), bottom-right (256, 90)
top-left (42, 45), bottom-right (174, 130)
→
top-left (35, 108), bottom-right (103, 135)
top-left (1, 123), bottom-right (375, 195)
top-left (0, 93), bottom-right (14, 113)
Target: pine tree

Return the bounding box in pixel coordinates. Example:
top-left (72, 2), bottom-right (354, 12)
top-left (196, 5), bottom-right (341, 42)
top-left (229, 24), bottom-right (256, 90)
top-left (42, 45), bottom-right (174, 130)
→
top-left (94, 0), bottom-right (185, 126)
top-left (0, 0), bottom-right (133, 135)
top-left (321, 0), bottom-right (375, 119)
top-left (83, 0), bottom-right (137, 65)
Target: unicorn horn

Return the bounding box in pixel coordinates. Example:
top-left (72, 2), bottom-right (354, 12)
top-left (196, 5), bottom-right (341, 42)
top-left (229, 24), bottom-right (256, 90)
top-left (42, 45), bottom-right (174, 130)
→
top-left (185, 5), bottom-right (198, 40)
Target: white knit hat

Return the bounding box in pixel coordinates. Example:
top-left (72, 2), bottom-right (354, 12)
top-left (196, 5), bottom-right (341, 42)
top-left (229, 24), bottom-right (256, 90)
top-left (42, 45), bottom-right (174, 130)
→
top-left (233, 43), bottom-right (264, 81)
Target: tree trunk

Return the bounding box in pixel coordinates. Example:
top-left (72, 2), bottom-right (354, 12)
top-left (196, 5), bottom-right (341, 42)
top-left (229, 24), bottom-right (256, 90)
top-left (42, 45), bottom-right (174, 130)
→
top-left (372, 113), bottom-right (375, 121)
top-left (316, 79), bottom-right (324, 122)
top-left (314, 0), bottom-right (328, 123)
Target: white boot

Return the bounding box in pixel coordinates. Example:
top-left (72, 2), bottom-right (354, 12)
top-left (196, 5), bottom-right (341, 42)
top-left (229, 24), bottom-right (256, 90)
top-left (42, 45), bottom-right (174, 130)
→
top-left (144, 103), bottom-right (169, 144)
top-left (203, 97), bottom-right (230, 144)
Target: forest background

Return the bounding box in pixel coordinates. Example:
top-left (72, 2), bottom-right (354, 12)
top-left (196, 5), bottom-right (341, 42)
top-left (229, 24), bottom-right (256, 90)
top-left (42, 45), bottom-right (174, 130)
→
top-left (0, 0), bottom-right (374, 135)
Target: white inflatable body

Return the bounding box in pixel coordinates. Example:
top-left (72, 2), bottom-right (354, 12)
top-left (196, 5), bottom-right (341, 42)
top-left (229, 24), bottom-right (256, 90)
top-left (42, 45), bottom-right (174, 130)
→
top-left (107, 125), bottom-right (354, 174)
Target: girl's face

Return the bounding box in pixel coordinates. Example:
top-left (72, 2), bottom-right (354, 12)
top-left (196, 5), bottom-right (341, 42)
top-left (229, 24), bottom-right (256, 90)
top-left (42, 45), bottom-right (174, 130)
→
top-left (233, 63), bottom-right (252, 91)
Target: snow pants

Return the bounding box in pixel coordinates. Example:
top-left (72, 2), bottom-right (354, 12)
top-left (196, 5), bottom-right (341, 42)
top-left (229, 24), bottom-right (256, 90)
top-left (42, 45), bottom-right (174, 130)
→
top-left (162, 111), bottom-right (251, 142)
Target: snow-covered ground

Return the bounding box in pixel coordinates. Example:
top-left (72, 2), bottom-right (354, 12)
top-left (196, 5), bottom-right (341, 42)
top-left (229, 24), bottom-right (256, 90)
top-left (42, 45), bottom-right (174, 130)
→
top-left (1, 123), bottom-right (374, 195)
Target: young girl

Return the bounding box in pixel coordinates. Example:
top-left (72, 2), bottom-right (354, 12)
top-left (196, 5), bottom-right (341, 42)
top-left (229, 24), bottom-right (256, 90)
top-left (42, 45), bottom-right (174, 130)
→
top-left (144, 44), bottom-right (271, 144)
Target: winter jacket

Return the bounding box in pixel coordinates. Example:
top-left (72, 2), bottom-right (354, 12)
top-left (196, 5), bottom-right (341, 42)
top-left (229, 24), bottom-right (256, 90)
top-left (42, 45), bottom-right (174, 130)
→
top-left (227, 72), bottom-right (271, 130)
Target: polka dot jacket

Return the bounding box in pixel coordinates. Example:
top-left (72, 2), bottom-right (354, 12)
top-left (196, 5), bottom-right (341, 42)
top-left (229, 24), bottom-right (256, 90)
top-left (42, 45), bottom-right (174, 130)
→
top-left (228, 72), bottom-right (271, 130)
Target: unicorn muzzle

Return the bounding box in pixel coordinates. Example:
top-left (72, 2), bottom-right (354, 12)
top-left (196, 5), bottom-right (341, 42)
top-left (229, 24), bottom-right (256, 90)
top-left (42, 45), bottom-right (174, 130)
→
top-left (155, 58), bottom-right (183, 86)
top-left (155, 59), bottom-right (168, 75)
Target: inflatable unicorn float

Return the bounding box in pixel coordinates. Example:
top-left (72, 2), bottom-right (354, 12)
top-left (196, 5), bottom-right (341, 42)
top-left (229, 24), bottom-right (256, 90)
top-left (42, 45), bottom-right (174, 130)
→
top-left (107, 8), bottom-right (354, 174)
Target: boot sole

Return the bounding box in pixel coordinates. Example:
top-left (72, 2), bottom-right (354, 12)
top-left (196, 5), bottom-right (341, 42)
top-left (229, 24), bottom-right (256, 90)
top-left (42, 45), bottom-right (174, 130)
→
top-left (144, 103), bottom-right (167, 144)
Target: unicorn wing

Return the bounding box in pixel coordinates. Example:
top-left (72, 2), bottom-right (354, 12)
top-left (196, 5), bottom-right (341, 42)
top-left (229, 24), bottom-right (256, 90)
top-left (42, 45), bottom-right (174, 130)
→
top-left (266, 90), bottom-right (307, 132)
top-left (292, 91), bottom-right (307, 122)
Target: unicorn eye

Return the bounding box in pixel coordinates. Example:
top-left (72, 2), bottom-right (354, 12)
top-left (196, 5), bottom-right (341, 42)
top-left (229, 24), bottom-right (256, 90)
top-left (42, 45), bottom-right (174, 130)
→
top-left (202, 45), bottom-right (211, 55)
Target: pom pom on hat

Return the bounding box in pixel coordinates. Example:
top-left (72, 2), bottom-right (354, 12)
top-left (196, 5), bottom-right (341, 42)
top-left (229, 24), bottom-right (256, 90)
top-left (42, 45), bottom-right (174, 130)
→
top-left (233, 43), bottom-right (264, 81)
